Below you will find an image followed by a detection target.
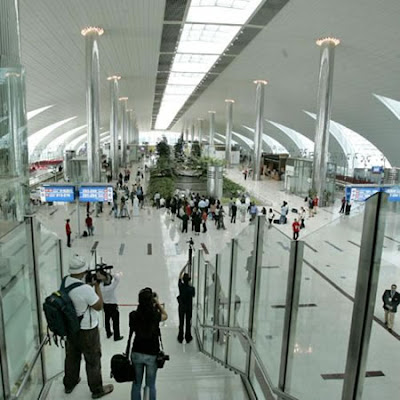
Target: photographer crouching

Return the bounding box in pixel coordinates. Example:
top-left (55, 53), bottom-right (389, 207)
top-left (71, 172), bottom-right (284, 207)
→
top-left (126, 288), bottom-right (168, 400)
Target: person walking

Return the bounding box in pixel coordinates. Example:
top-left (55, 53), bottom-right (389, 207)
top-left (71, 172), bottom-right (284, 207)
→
top-left (86, 214), bottom-right (94, 236)
top-left (177, 268), bottom-right (195, 343)
top-left (178, 213), bottom-right (189, 233)
top-left (127, 288), bottom-right (168, 400)
top-left (249, 203), bottom-right (258, 222)
top-left (267, 208), bottom-right (275, 226)
top-left (193, 209), bottom-right (201, 236)
top-left (202, 210), bottom-right (208, 233)
top-left (66, 219), bottom-right (72, 247)
top-left (280, 201), bottom-right (288, 224)
top-left (292, 218), bottom-right (300, 240)
top-left (63, 255), bottom-right (113, 398)
top-left (231, 202), bottom-right (237, 223)
top-left (217, 206), bottom-right (226, 230)
top-left (299, 207), bottom-right (306, 229)
top-left (313, 196), bottom-right (319, 215)
top-left (308, 197), bottom-right (314, 218)
top-left (382, 284), bottom-right (400, 331)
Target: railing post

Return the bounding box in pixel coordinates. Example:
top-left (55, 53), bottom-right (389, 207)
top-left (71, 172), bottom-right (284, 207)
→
top-left (211, 254), bottom-right (220, 358)
top-left (225, 238), bottom-right (238, 366)
top-left (0, 288), bottom-right (11, 399)
top-left (25, 215), bottom-right (47, 385)
top-left (195, 249), bottom-right (202, 329)
top-left (202, 261), bottom-right (208, 346)
top-left (341, 192), bottom-right (388, 400)
top-left (57, 238), bottom-right (64, 281)
top-left (278, 239), bottom-right (304, 396)
top-left (246, 215), bottom-right (265, 377)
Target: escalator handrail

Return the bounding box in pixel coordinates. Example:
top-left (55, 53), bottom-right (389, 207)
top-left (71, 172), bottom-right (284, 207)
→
top-left (200, 323), bottom-right (299, 400)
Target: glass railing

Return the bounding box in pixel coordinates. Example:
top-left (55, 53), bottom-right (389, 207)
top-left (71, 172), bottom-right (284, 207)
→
top-left (193, 193), bottom-right (399, 400)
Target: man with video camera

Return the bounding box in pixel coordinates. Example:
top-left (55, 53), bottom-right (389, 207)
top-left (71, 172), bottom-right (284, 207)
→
top-left (177, 266), bottom-right (195, 343)
top-left (63, 254), bottom-right (113, 399)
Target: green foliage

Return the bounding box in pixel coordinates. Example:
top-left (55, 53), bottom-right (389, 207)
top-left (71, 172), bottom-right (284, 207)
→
top-left (223, 177), bottom-right (245, 197)
top-left (147, 176), bottom-right (176, 201)
top-left (174, 134), bottom-right (184, 159)
top-left (156, 137), bottom-right (170, 158)
top-left (191, 141), bottom-right (201, 158)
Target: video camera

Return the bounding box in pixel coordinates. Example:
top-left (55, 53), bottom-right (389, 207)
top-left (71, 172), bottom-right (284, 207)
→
top-left (85, 260), bottom-right (114, 285)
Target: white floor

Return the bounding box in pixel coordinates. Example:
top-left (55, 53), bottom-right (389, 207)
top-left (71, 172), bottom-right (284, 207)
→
top-left (36, 163), bottom-right (400, 400)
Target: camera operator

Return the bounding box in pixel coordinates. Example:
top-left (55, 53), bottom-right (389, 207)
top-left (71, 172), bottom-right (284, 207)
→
top-left (98, 270), bottom-right (124, 341)
top-left (177, 266), bottom-right (195, 343)
top-left (126, 288), bottom-right (168, 400)
top-left (63, 254), bottom-right (113, 398)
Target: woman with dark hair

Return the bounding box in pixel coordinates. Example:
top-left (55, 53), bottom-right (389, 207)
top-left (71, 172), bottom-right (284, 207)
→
top-left (127, 288), bottom-right (168, 400)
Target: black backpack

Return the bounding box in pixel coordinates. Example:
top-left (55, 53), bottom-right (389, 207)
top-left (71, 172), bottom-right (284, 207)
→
top-left (43, 277), bottom-right (84, 342)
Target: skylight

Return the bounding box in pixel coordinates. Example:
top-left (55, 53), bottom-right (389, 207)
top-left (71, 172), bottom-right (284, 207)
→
top-left (243, 125), bottom-right (288, 154)
top-left (178, 24), bottom-right (240, 54)
top-left (374, 94), bottom-right (400, 120)
top-left (47, 124), bottom-right (87, 151)
top-left (155, 0), bottom-right (263, 130)
top-left (27, 105), bottom-right (54, 121)
top-left (171, 54), bottom-right (219, 73)
top-left (187, 0), bottom-right (264, 24)
top-left (29, 116), bottom-right (77, 156)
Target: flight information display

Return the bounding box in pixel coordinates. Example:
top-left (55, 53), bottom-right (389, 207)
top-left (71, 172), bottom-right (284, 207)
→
top-left (79, 186), bottom-right (113, 202)
top-left (40, 185), bottom-right (75, 202)
top-left (345, 185), bottom-right (400, 203)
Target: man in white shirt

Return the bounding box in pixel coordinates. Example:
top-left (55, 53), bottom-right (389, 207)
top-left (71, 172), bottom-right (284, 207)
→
top-left (63, 254), bottom-right (114, 399)
top-left (99, 272), bottom-right (123, 341)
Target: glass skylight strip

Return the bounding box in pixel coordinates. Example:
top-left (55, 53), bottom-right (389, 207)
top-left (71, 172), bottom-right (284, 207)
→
top-left (27, 105), bottom-right (54, 121)
top-left (178, 24), bottom-right (240, 54)
top-left (374, 94), bottom-right (400, 121)
top-left (187, 0), bottom-right (263, 24)
top-left (168, 72), bottom-right (205, 86)
top-left (171, 53), bottom-right (219, 73)
top-left (47, 124), bottom-right (87, 150)
top-left (164, 85), bottom-right (197, 95)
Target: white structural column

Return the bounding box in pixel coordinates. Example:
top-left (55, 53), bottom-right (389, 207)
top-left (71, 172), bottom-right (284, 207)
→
top-left (312, 37), bottom-right (340, 206)
top-left (225, 99), bottom-right (234, 168)
top-left (253, 80), bottom-right (268, 181)
top-left (82, 26), bottom-right (103, 183)
top-left (0, 0), bottom-right (30, 221)
top-left (185, 126), bottom-right (189, 143)
top-left (208, 111), bottom-right (216, 146)
top-left (197, 118), bottom-right (204, 146)
top-left (127, 109), bottom-right (133, 143)
top-left (107, 75), bottom-right (120, 179)
top-left (119, 97), bottom-right (128, 167)
top-left (191, 122), bottom-right (195, 143)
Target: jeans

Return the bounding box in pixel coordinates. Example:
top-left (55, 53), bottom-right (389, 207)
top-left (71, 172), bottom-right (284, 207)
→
top-left (131, 352), bottom-right (158, 400)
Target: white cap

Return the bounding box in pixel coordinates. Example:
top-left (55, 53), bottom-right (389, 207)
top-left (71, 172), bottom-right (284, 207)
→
top-left (69, 254), bottom-right (88, 275)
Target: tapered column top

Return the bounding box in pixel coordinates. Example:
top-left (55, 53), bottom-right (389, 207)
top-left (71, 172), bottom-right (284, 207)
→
top-left (253, 79), bottom-right (268, 85)
top-left (225, 99), bottom-right (235, 103)
top-left (107, 75), bottom-right (121, 81)
top-left (81, 27), bottom-right (104, 36)
top-left (316, 37), bottom-right (341, 46)
top-left (208, 110), bottom-right (216, 114)
top-left (119, 97), bottom-right (128, 101)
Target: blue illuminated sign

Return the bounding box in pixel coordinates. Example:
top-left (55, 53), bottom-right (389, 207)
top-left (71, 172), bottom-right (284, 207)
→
top-left (79, 186), bottom-right (113, 202)
top-left (40, 185), bottom-right (75, 202)
top-left (345, 185), bottom-right (400, 203)
top-left (371, 166), bottom-right (383, 174)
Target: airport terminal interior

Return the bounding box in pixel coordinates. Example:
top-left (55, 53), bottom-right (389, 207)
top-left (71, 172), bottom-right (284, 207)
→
top-left (0, 0), bottom-right (400, 399)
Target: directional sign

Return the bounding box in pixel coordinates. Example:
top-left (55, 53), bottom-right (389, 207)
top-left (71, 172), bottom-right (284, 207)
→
top-left (345, 185), bottom-right (400, 203)
top-left (79, 185), bottom-right (113, 202)
top-left (40, 185), bottom-right (75, 202)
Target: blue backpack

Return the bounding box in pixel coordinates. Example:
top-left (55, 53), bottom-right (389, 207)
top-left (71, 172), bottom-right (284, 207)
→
top-left (43, 277), bottom-right (84, 342)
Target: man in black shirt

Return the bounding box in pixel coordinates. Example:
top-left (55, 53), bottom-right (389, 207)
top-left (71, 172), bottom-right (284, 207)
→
top-left (177, 268), bottom-right (195, 343)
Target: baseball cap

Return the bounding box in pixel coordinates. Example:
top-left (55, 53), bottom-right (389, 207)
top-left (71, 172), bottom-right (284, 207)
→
top-left (69, 254), bottom-right (88, 275)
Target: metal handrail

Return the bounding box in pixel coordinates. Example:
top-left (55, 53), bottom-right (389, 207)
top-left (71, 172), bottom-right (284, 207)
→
top-left (199, 323), bottom-right (299, 400)
top-left (13, 336), bottom-right (49, 399)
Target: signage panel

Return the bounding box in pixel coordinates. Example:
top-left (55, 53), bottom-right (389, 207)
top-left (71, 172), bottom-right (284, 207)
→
top-left (40, 185), bottom-right (75, 202)
top-left (345, 185), bottom-right (400, 203)
top-left (79, 186), bottom-right (113, 202)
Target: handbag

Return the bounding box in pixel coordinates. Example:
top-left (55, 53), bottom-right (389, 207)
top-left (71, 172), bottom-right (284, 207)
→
top-left (110, 325), bottom-right (135, 382)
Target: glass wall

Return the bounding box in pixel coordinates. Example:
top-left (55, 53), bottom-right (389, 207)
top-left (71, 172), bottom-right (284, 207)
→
top-left (194, 195), bottom-right (398, 400)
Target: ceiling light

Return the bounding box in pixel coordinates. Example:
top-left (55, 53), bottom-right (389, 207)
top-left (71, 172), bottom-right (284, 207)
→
top-left (225, 99), bottom-right (235, 103)
top-left (81, 27), bottom-right (104, 36)
top-left (316, 37), bottom-right (341, 46)
top-left (119, 97), bottom-right (128, 101)
top-left (107, 75), bottom-right (121, 81)
top-left (253, 79), bottom-right (268, 85)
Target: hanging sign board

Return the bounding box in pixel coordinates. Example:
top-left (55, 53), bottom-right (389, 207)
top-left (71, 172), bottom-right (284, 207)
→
top-left (79, 185), bottom-right (113, 202)
top-left (345, 185), bottom-right (400, 203)
top-left (40, 185), bottom-right (75, 202)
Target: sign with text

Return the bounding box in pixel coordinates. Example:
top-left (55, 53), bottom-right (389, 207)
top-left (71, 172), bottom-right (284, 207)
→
top-left (345, 185), bottom-right (400, 203)
top-left (79, 185), bottom-right (113, 202)
top-left (40, 185), bottom-right (75, 202)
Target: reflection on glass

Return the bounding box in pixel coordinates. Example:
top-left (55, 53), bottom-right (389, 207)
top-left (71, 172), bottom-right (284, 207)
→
top-left (0, 222), bottom-right (42, 396)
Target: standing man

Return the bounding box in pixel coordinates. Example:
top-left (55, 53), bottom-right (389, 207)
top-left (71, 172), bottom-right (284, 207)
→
top-left (382, 284), bottom-right (400, 331)
top-left (280, 201), bottom-right (288, 224)
top-left (66, 219), bottom-right (72, 247)
top-left (99, 271), bottom-right (124, 341)
top-left (292, 218), bottom-right (300, 240)
top-left (63, 254), bottom-right (113, 398)
top-left (177, 267), bottom-right (195, 343)
top-left (339, 196), bottom-right (346, 213)
top-left (231, 202), bottom-right (237, 223)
